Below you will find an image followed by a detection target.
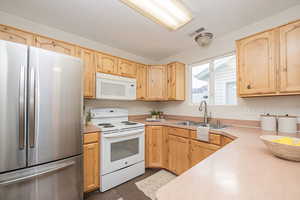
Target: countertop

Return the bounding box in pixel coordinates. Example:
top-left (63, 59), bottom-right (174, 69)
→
top-left (131, 118), bottom-right (236, 139)
top-left (155, 126), bottom-right (300, 200)
top-left (83, 124), bottom-right (101, 134)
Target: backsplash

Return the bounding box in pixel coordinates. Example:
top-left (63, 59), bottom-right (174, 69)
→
top-left (157, 95), bottom-right (300, 124)
top-left (84, 99), bottom-right (157, 115)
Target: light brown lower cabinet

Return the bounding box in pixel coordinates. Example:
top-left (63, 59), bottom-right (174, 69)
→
top-left (145, 126), bottom-right (168, 168)
top-left (190, 140), bottom-right (220, 168)
top-left (167, 134), bottom-right (190, 175)
top-left (145, 126), bottom-right (229, 175)
top-left (221, 136), bottom-right (234, 146)
top-left (83, 132), bottom-right (100, 192)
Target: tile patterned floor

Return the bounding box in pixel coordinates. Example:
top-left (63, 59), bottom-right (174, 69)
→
top-left (85, 169), bottom-right (160, 200)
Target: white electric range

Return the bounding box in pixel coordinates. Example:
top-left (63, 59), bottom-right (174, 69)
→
top-left (90, 108), bottom-right (145, 192)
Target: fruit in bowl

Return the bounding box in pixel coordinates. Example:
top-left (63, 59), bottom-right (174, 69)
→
top-left (260, 135), bottom-right (300, 161)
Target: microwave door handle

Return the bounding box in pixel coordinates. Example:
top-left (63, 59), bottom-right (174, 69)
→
top-left (103, 130), bottom-right (143, 138)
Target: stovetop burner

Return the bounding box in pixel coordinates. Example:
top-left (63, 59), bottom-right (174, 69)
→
top-left (98, 123), bottom-right (112, 126)
top-left (103, 125), bottom-right (115, 128)
top-left (121, 121), bottom-right (138, 125)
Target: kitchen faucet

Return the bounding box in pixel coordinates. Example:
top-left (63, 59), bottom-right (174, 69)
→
top-left (199, 100), bottom-right (209, 124)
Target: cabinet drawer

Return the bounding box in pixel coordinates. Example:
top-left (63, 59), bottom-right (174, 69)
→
top-left (84, 132), bottom-right (99, 144)
top-left (209, 134), bottom-right (221, 145)
top-left (166, 127), bottom-right (190, 138)
top-left (192, 140), bottom-right (220, 151)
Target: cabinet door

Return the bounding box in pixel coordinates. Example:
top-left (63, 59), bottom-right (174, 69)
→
top-left (118, 59), bottom-right (137, 78)
top-left (83, 142), bottom-right (99, 192)
top-left (77, 48), bottom-right (96, 98)
top-left (237, 30), bottom-right (277, 96)
top-left (147, 65), bottom-right (167, 100)
top-left (136, 64), bottom-right (148, 100)
top-left (0, 25), bottom-right (34, 45)
top-left (190, 140), bottom-right (219, 168)
top-left (167, 62), bottom-right (185, 100)
top-left (96, 53), bottom-right (118, 74)
top-left (279, 21), bottom-right (300, 93)
top-left (167, 63), bottom-right (176, 99)
top-left (146, 126), bottom-right (164, 168)
top-left (221, 136), bottom-right (233, 146)
top-left (168, 135), bottom-right (190, 175)
top-left (35, 35), bottom-right (76, 56)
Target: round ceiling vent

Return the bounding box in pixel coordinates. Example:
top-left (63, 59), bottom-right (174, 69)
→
top-left (194, 32), bottom-right (214, 47)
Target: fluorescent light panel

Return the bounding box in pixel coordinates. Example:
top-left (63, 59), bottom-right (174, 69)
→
top-left (121, 0), bottom-right (192, 30)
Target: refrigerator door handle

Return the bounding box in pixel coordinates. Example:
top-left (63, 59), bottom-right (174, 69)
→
top-left (29, 66), bottom-right (36, 148)
top-left (19, 64), bottom-right (26, 150)
top-left (0, 161), bottom-right (75, 187)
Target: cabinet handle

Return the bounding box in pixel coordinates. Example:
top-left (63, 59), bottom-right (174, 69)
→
top-left (247, 84), bottom-right (251, 89)
top-left (283, 67), bottom-right (287, 72)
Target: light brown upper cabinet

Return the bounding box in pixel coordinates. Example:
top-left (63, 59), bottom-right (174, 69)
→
top-left (77, 47), bottom-right (96, 98)
top-left (136, 64), bottom-right (148, 100)
top-left (237, 30), bottom-right (277, 96)
top-left (279, 21), bottom-right (300, 93)
top-left (167, 62), bottom-right (186, 100)
top-left (96, 53), bottom-right (118, 75)
top-left (0, 24), bottom-right (34, 45)
top-left (34, 35), bottom-right (76, 56)
top-left (237, 19), bottom-right (300, 97)
top-left (118, 59), bottom-right (137, 78)
top-left (147, 65), bottom-right (167, 101)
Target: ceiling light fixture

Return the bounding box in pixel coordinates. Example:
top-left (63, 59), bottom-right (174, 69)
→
top-left (120, 0), bottom-right (193, 30)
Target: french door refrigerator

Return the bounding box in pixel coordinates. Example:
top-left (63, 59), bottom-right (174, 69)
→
top-left (0, 40), bottom-right (83, 200)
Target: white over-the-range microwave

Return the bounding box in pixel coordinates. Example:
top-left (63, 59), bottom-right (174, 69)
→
top-left (96, 73), bottom-right (136, 100)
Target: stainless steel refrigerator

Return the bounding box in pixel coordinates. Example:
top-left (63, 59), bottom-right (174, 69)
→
top-left (0, 40), bottom-right (83, 200)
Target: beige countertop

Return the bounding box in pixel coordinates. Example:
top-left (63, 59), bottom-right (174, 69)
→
top-left (156, 126), bottom-right (300, 200)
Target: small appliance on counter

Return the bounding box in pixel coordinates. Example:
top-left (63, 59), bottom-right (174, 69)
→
top-left (90, 108), bottom-right (145, 192)
top-left (278, 115), bottom-right (298, 134)
top-left (260, 114), bottom-right (277, 131)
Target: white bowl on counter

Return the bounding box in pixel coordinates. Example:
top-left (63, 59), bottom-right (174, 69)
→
top-left (260, 135), bottom-right (300, 162)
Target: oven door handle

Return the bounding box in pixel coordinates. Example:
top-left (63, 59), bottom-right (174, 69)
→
top-left (103, 130), bottom-right (143, 138)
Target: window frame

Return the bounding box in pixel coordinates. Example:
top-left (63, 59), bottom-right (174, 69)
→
top-left (189, 52), bottom-right (237, 106)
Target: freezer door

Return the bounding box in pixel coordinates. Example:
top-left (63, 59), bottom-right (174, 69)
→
top-left (0, 155), bottom-right (83, 200)
top-left (0, 40), bottom-right (27, 173)
top-left (28, 47), bottom-right (83, 166)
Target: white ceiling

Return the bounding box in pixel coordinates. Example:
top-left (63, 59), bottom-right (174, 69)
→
top-left (0, 0), bottom-right (299, 61)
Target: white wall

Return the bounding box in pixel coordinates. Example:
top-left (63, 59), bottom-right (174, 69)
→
top-left (158, 5), bottom-right (300, 122)
top-left (0, 11), bottom-right (155, 64)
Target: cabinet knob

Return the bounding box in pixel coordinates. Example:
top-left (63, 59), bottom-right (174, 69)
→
top-left (247, 84), bottom-right (251, 89)
top-left (283, 67), bottom-right (287, 72)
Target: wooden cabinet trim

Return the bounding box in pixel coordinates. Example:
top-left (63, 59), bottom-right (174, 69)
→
top-left (34, 35), bottom-right (76, 56)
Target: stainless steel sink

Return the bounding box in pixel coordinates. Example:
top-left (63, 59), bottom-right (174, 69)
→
top-left (209, 123), bottom-right (227, 130)
top-left (174, 121), bottom-right (227, 130)
top-left (175, 121), bottom-right (206, 127)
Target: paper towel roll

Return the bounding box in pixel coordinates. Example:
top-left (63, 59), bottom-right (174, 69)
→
top-left (278, 115), bottom-right (297, 133)
top-left (260, 114), bottom-right (277, 131)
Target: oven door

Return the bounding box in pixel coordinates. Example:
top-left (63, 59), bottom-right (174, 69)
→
top-left (101, 129), bottom-right (144, 175)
